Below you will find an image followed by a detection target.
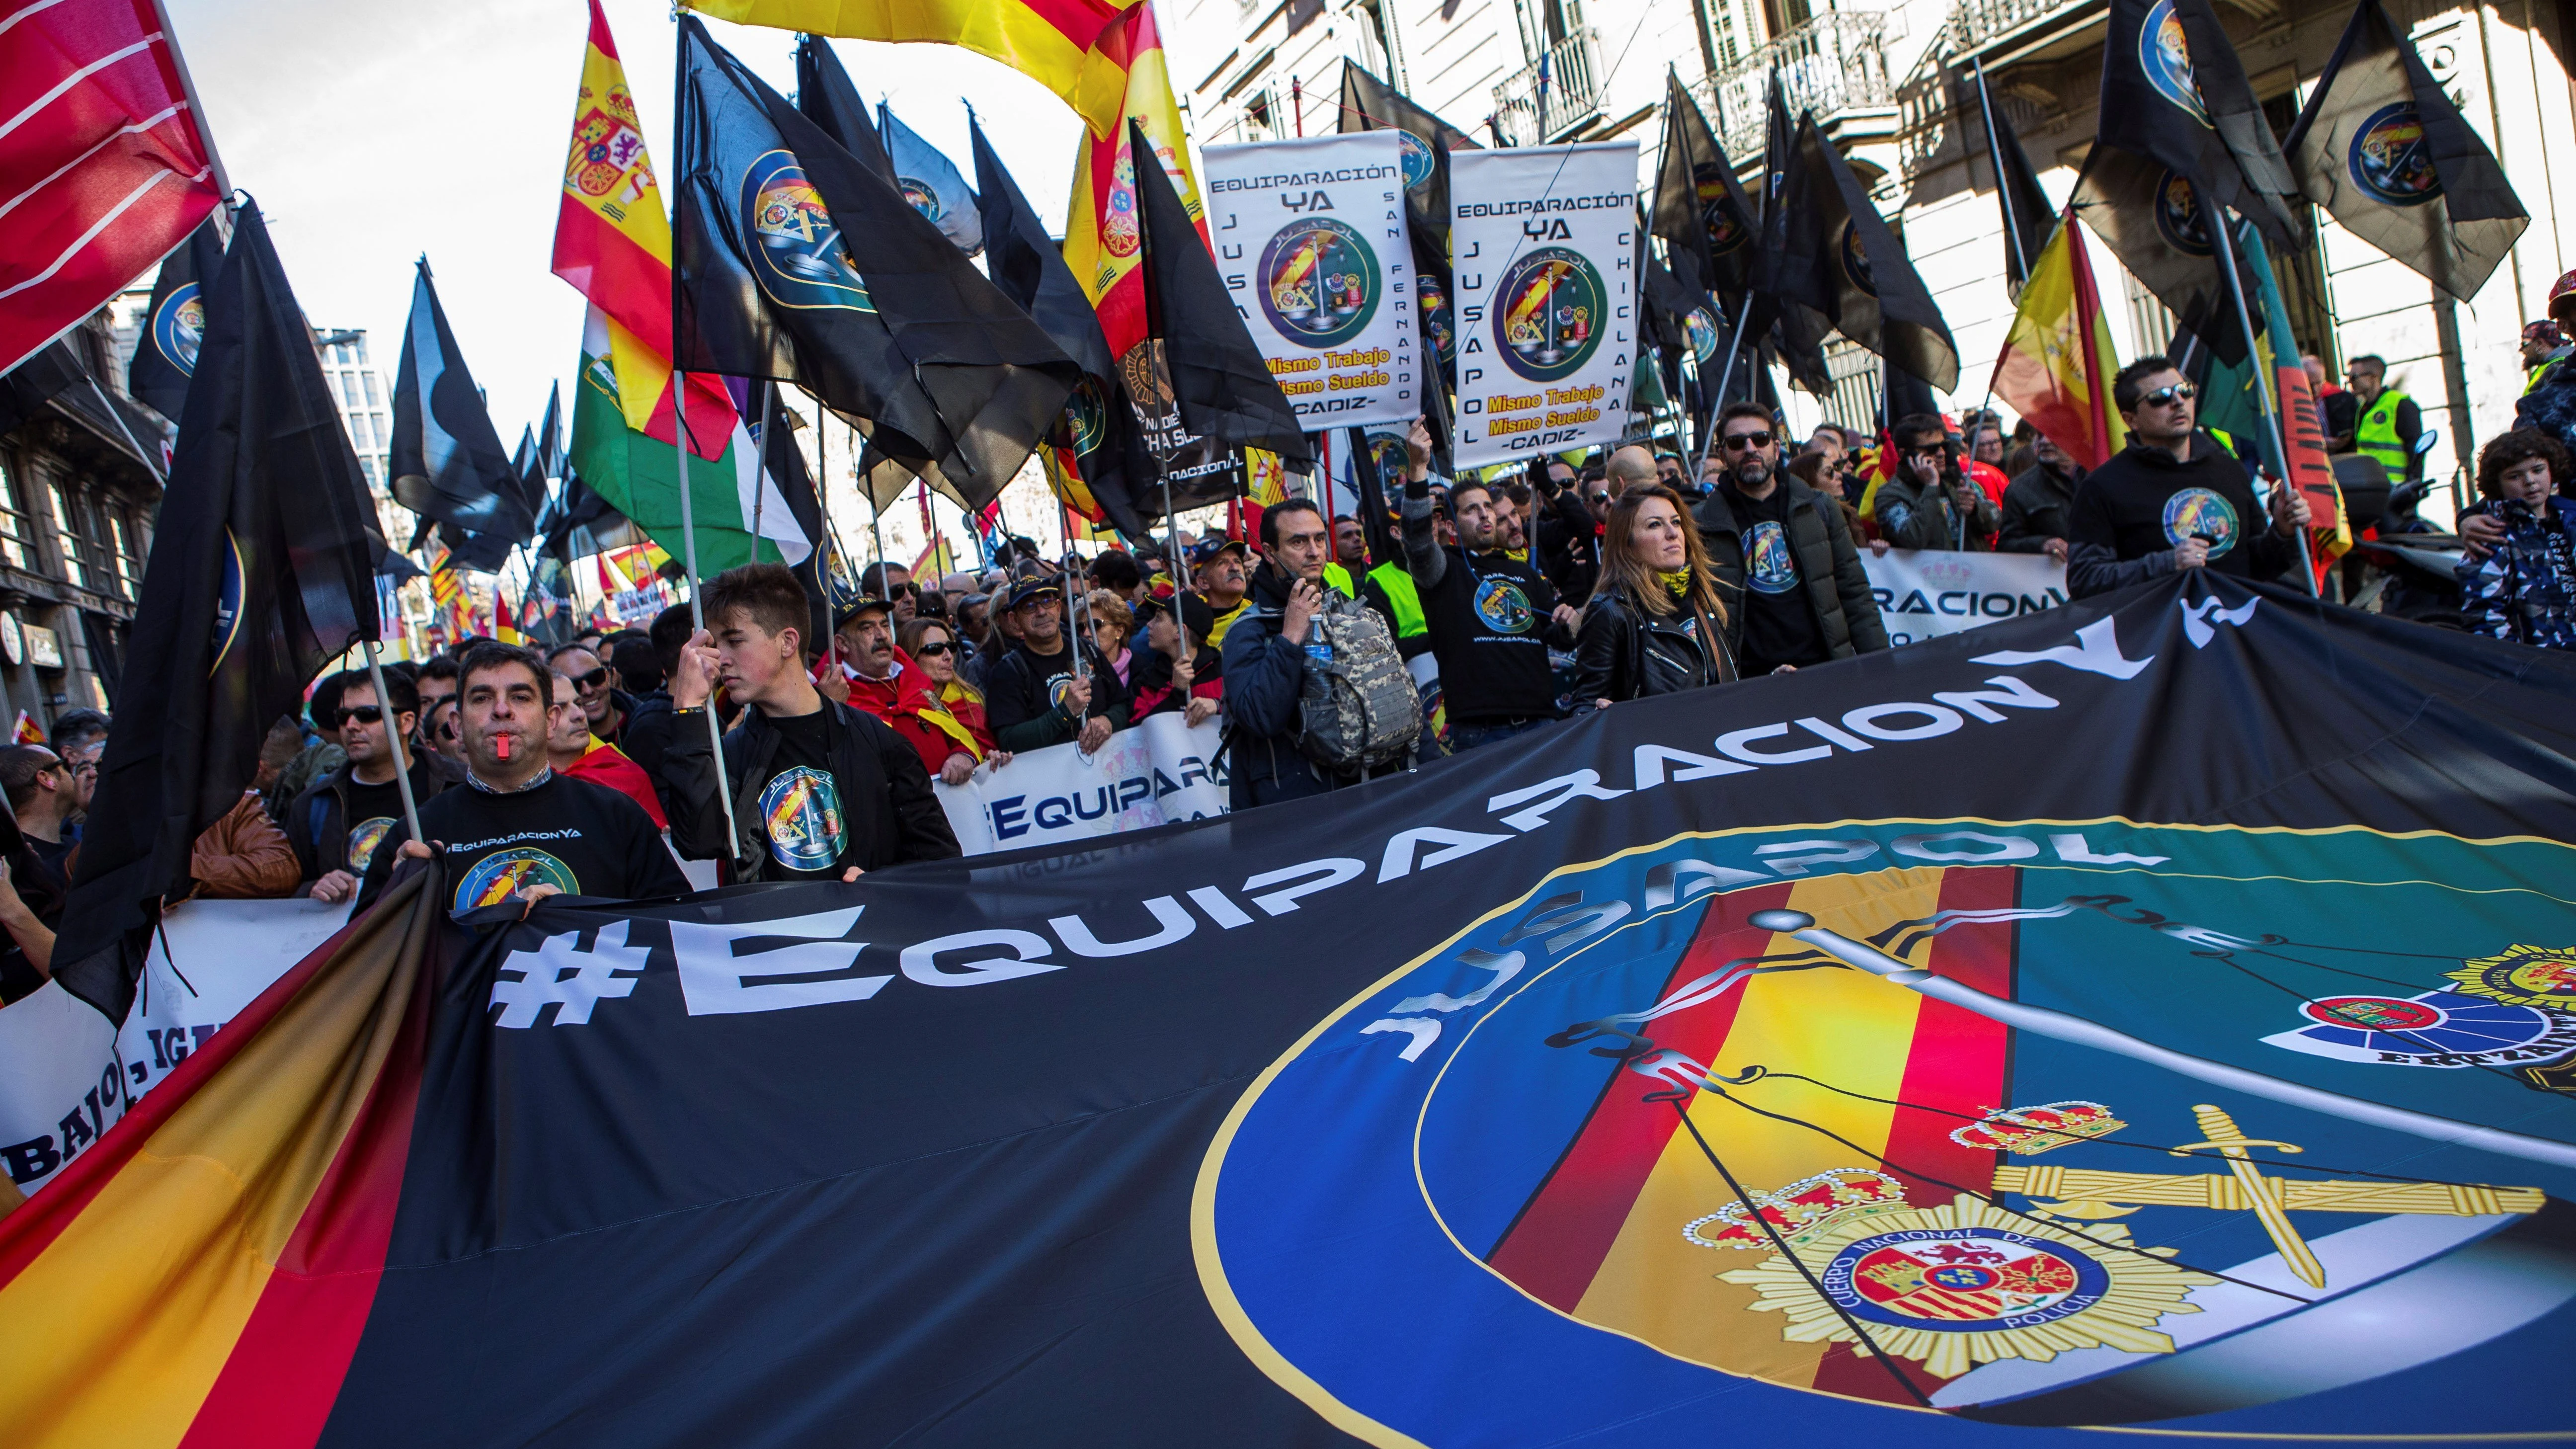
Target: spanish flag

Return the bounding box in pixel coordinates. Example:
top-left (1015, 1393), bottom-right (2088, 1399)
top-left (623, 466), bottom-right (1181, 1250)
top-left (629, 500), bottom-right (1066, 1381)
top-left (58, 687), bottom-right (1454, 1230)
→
top-left (1063, 0), bottom-right (1200, 362)
top-left (1989, 213), bottom-right (2126, 471)
top-left (0, 873), bottom-right (443, 1449)
top-left (682, 0), bottom-right (1140, 137)
top-left (552, 0), bottom-right (735, 459)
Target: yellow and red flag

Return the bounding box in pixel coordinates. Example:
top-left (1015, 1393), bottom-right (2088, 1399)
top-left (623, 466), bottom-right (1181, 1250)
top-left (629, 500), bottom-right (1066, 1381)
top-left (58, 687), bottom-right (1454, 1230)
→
top-left (552, 0), bottom-right (735, 459)
top-left (1064, 0), bottom-right (1201, 362)
top-left (10, 711), bottom-right (44, 745)
top-left (681, 0), bottom-right (1138, 136)
top-left (1989, 214), bottom-right (2127, 471)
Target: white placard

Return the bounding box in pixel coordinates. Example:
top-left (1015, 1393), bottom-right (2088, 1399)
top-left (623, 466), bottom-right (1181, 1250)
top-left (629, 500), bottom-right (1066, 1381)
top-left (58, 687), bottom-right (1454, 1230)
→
top-left (1448, 142), bottom-right (1638, 468)
top-left (1202, 133), bottom-right (1422, 431)
top-left (1861, 550), bottom-right (2071, 646)
top-left (933, 712), bottom-right (1227, 855)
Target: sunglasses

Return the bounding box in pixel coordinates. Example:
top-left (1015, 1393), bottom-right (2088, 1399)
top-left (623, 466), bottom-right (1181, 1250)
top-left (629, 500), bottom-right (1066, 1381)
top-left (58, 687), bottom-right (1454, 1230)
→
top-left (338, 705), bottom-right (385, 725)
top-left (1903, 444), bottom-right (1947, 459)
top-left (1722, 430), bottom-right (1774, 450)
top-left (1587, 491), bottom-right (1610, 504)
top-left (566, 666), bottom-right (611, 690)
top-left (914, 640), bottom-right (955, 657)
top-left (2139, 382), bottom-right (2196, 408)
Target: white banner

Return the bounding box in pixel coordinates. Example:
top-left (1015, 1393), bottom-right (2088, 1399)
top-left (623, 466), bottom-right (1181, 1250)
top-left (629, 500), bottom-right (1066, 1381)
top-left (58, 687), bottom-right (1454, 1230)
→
top-left (1202, 133), bottom-right (1422, 432)
top-left (0, 897), bottom-right (351, 1195)
top-left (1448, 142), bottom-right (1638, 468)
top-left (934, 713), bottom-right (1228, 855)
top-left (1862, 549), bottom-right (2071, 646)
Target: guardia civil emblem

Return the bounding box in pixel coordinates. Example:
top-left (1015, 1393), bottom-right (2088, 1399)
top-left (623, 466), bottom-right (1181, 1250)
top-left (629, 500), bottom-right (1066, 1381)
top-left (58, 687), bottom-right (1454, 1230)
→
top-left (2140, 0), bottom-right (2210, 125)
top-left (2451, 944), bottom-right (2576, 1011)
top-left (1492, 247), bottom-right (1604, 383)
top-left (1394, 129), bottom-right (1435, 192)
top-left (151, 281), bottom-right (204, 375)
top-left (1258, 218), bottom-right (1380, 348)
top-left (741, 151), bottom-right (874, 312)
top-left (2152, 168), bottom-right (2215, 256)
top-left (2349, 101), bottom-right (2441, 207)
top-left (1838, 219), bottom-right (1877, 297)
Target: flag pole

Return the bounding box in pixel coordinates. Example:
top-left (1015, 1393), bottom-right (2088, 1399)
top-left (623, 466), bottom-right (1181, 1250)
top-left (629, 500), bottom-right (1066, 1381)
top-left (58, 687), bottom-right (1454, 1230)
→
top-left (815, 394), bottom-right (840, 678)
top-left (749, 376), bottom-right (773, 558)
top-left (1973, 58), bottom-right (2028, 289)
top-left (1691, 290), bottom-right (1755, 482)
top-left (359, 637), bottom-right (423, 848)
top-left (670, 19), bottom-right (741, 856)
top-left (2206, 209), bottom-right (2319, 596)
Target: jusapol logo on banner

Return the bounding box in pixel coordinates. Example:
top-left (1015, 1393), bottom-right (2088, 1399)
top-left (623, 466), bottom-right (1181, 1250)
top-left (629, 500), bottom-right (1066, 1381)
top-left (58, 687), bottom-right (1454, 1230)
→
top-left (1448, 142), bottom-right (1637, 467)
top-left (1202, 133), bottom-right (1421, 430)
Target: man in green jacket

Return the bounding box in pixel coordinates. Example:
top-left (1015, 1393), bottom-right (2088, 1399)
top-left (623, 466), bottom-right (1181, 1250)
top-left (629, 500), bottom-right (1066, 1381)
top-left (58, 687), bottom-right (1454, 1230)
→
top-left (1691, 402), bottom-right (1890, 674)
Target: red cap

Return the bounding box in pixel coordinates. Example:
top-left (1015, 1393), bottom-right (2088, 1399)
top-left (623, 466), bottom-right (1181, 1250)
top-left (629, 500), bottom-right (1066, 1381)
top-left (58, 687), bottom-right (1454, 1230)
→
top-left (2549, 269), bottom-right (2576, 322)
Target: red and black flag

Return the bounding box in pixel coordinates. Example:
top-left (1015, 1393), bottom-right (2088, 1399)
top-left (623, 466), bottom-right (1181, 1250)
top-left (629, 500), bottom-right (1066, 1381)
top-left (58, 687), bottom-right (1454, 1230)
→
top-left (52, 206), bottom-right (381, 1022)
top-left (673, 15), bottom-right (1077, 511)
top-left (389, 259), bottom-right (534, 571)
top-left (1778, 111), bottom-right (1959, 392)
top-left (125, 215), bottom-right (226, 425)
top-left (2097, 0), bottom-right (2303, 245)
top-left (970, 114), bottom-right (1152, 540)
top-left (2284, 0), bottom-right (2525, 303)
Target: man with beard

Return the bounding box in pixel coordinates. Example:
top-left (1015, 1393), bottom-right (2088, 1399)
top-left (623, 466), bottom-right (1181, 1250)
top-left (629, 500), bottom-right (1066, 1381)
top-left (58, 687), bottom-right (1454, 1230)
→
top-left (1999, 433), bottom-right (2087, 562)
top-left (1400, 419), bottom-right (1581, 751)
top-left (983, 575), bottom-right (1129, 754)
top-left (1691, 402), bottom-right (1887, 675)
top-left (358, 643), bottom-right (686, 915)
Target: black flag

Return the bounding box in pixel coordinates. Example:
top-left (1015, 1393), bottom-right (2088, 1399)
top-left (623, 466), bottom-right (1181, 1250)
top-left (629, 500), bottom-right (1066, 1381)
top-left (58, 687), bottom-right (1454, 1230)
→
top-left (1127, 118), bottom-right (1312, 468)
top-left (673, 16), bottom-right (1077, 510)
top-left (1962, 68), bottom-right (2057, 294)
top-left (1779, 112), bottom-right (1960, 392)
top-left (794, 34), bottom-right (894, 183)
top-left (1336, 63), bottom-right (1478, 253)
top-left (1653, 71), bottom-right (1760, 305)
top-left (1755, 74), bottom-right (1833, 396)
top-left (53, 207), bottom-right (380, 1022)
top-left (2285, 0), bottom-right (2526, 303)
top-left (2071, 144), bottom-right (2245, 364)
top-left (971, 115), bottom-right (1152, 539)
top-left (2099, 0), bottom-right (2302, 244)
top-left (127, 215), bottom-right (225, 424)
top-left (389, 259), bottom-right (534, 564)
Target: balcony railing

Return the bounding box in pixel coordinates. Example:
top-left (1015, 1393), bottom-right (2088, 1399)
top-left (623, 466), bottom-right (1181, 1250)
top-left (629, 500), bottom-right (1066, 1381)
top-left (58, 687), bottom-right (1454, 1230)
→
top-left (1947, 0), bottom-right (2095, 54)
top-left (1490, 28), bottom-right (1604, 147)
top-left (1693, 10), bottom-right (1895, 161)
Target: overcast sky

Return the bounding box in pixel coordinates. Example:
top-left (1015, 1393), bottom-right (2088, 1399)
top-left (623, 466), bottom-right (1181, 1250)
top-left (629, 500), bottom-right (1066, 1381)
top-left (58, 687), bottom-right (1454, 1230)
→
top-left (165, 0), bottom-right (1093, 445)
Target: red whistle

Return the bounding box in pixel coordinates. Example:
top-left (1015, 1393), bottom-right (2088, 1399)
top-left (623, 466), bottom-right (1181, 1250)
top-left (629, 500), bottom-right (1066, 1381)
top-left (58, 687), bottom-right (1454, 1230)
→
top-left (496, 734), bottom-right (511, 761)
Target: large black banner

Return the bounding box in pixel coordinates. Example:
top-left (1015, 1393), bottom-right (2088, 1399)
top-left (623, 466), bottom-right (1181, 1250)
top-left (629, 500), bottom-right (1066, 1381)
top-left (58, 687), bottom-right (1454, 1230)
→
top-left (12, 575), bottom-right (2576, 1445)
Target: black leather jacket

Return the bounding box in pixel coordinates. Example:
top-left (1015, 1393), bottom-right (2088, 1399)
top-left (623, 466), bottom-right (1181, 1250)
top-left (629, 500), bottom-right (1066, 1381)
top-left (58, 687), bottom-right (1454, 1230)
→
top-left (1573, 585), bottom-right (1737, 704)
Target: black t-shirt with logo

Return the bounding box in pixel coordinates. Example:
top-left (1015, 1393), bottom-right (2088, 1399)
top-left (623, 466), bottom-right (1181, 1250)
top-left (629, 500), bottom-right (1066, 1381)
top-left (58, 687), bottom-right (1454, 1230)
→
top-left (1418, 546), bottom-right (1561, 725)
top-left (752, 708), bottom-right (850, 881)
top-left (984, 637), bottom-right (1129, 747)
top-left (1726, 481), bottom-right (1827, 675)
top-left (341, 775), bottom-right (406, 877)
top-left (353, 771), bottom-right (688, 916)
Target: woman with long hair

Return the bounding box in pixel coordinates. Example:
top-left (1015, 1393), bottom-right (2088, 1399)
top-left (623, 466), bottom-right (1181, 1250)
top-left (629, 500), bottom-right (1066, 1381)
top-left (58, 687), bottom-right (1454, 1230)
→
top-left (1574, 482), bottom-right (1738, 707)
top-left (895, 616), bottom-right (1008, 778)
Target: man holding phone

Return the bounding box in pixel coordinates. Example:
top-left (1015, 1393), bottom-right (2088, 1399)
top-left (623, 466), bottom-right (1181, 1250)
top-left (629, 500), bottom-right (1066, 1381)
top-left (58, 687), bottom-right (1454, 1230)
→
top-left (2066, 357), bottom-right (2311, 598)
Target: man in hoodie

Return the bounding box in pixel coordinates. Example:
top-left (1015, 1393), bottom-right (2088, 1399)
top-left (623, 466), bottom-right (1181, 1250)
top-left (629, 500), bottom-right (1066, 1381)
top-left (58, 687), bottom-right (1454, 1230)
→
top-left (1399, 420), bottom-right (1581, 751)
top-left (293, 670), bottom-right (453, 904)
top-left (2066, 357), bottom-right (2310, 598)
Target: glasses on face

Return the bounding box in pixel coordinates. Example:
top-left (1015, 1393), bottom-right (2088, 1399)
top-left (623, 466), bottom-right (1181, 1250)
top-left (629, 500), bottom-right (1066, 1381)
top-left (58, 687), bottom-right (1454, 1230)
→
top-left (1587, 491), bottom-right (1610, 504)
top-left (567, 666), bottom-right (611, 691)
top-left (1723, 430), bottom-right (1774, 450)
top-left (339, 706), bottom-right (385, 726)
top-left (2140, 382), bottom-right (2196, 408)
top-left (1903, 444), bottom-right (1946, 460)
top-left (915, 640), bottom-right (955, 657)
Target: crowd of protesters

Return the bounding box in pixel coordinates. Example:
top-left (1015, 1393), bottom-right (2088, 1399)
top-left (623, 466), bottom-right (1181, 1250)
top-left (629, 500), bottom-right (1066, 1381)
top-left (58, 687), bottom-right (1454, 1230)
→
top-left (9, 322), bottom-right (2576, 1005)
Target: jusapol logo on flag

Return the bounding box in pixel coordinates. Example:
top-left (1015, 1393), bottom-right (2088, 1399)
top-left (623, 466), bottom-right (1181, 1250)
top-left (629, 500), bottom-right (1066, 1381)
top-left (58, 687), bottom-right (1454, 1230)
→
top-left (2349, 101), bottom-right (2440, 205)
top-left (741, 151), bottom-right (873, 312)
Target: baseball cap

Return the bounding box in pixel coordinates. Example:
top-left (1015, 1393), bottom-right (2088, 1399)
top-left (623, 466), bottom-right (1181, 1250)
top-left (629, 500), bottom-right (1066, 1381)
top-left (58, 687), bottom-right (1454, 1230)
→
top-left (1006, 575), bottom-right (1063, 610)
top-left (1190, 536), bottom-right (1249, 569)
top-left (2528, 320), bottom-right (2566, 344)
top-left (2550, 269), bottom-right (2576, 323)
top-left (1136, 591), bottom-right (1218, 639)
top-left (832, 597), bottom-right (893, 630)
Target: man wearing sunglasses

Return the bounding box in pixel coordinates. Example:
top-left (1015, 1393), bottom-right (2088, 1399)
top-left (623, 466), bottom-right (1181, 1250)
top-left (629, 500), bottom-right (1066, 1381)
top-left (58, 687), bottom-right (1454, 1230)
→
top-left (546, 644), bottom-right (631, 748)
top-left (1692, 401), bottom-right (1888, 675)
top-left (860, 562), bottom-right (918, 625)
top-left (1873, 414), bottom-right (1999, 552)
top-left (288, 670), bottom-right (452, 905)
top-left (2066, 357), bottom-right (2311, 598)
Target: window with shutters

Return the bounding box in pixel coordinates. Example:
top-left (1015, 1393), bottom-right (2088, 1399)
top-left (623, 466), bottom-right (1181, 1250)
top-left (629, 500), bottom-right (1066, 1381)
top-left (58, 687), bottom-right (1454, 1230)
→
top-left (46, 482), bottom-right (88, 590)
top-left (0, 461), bottom-right (30, 571)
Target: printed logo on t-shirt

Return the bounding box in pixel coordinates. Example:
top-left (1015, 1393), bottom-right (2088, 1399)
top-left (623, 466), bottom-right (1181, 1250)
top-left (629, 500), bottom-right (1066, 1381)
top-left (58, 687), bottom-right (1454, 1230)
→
top-left (2161, 487), bottom-right (2241, 558)
top-left (347, 817), bottom-right (393, 874)
top-left (759, 765), bottom-right (846, 871)
top-left (454, 849), bottom-right (578, 913)
top-left (1472, 577), bottom-right (1535, 633)
top-left (1046, 673), bottom-right (1076, 713)
top-left (1744, 521), bottom-right (1801, 595)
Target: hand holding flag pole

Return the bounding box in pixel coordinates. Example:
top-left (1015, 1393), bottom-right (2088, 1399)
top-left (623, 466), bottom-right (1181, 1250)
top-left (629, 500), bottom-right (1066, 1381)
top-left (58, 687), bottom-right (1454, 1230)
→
top-left (2205, 210), bottom-right (2319, 596)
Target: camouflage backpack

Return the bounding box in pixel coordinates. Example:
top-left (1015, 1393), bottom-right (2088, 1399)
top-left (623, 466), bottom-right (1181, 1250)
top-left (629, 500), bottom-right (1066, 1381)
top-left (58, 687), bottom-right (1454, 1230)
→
top-left (1297, 593), bottom-right (1421, 772)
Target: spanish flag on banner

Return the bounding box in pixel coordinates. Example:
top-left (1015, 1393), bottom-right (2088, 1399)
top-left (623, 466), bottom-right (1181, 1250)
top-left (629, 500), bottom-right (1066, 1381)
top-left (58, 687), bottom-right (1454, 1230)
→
top-left (1064, 0), bottom-right (1200, 362)
top-left (682, 0), bottom-right (1138, 136)
top-left (1989, 214), bottom-right (2127, 471)
top-left (553, 0), bottom-right (735, 459)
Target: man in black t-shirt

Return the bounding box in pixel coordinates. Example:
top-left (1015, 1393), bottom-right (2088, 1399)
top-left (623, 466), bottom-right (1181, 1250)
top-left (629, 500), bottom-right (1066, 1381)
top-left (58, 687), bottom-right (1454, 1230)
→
top-left (358, 644), bottom-right (686, 915)
top-left (983, 574), bottom-right (1130, 754)
top-left (2065, 357), bottom-right (2311, 599)
top-left (290, 670), bottom-right (451, 903)
top-left (1691, 402), bottom-right (1887, 674)
top-left (1398, 420), bottom-right (1580, 751)
top-left (663, 564), bottom-right (958, 882)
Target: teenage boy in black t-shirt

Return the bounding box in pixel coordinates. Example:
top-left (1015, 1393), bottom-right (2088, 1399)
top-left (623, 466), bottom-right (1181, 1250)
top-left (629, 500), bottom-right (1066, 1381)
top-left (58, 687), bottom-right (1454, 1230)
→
top-left (983, 574), bottom-right (1130, 754)
top-left (358, 644), bottom-right (686, 915)
top-left (664, 563), bottom-right (958, 882)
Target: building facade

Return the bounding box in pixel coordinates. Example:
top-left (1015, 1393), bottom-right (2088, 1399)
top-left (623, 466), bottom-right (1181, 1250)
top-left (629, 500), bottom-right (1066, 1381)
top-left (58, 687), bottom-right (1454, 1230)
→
top-left (1165, 0), bottom-right (2576, 518)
